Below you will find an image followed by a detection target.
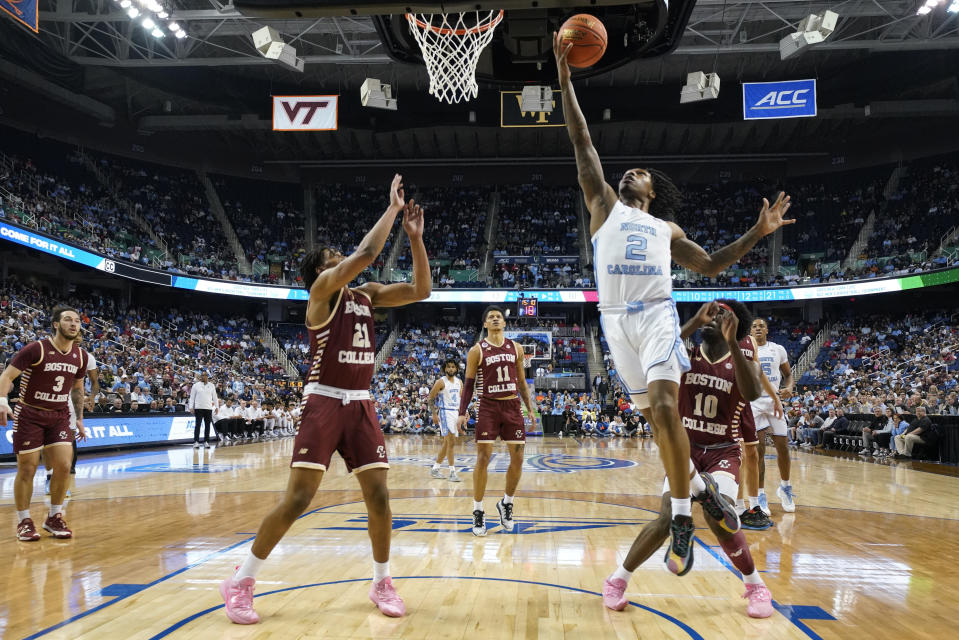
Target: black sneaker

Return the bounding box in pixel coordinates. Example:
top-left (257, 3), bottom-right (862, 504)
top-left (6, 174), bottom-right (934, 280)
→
top-left (740, 507), bottom-right (774, 531)
top-left (692, 472), bottom-right (740, 534)
top-left (472, 509), bottom-right (487, 537)
top-left (496, 499), bottom-right (515, 532)
top-left (664, 515), bottom-right (695, 576)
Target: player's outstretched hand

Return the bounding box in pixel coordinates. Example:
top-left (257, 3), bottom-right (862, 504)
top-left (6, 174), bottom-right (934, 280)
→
top-left (0, 401), bottom-right (10, 426)
top-left (552, 32), bottom-right (572, 85)
top-left (402, 200), bottom-right (424, 239)
top-left (76, 420), bottom-right (88, 442)
top-left (755, 191), bottom-right (794, 237)
top-left (693, 301), bottom-right (720, 329)
top-left (720, 307), bottom-right (740, 346)
top-left (389, 174), bottom-right (405, 210)
top-left (456, 415), bottom-right (468, 432)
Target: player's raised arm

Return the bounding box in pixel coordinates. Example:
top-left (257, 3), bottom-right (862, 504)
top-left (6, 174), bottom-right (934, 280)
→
top-left (680, 301), bottom-right (719, 340)
top-left (669, 192), bottom-right (794, 278)
top-left (358, 200), bottom-right (433, 308)
top-left (721, 312), bottom-right (762, 402)
top-left (307, 174), bottom-right (406, 303)
top-left (0, 364), bottom-right (23, 425)
top-left (553, 33), bottom-right (617, 232)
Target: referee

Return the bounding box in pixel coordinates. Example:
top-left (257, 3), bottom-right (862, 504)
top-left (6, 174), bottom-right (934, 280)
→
top-left (189, 371), bottom-right (219, 448)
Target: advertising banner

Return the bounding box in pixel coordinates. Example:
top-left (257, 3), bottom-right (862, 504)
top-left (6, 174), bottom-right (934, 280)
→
top-left (272, 95), bottom-right (338, 130)
top-left (743, 79), bottom-right (817, 120)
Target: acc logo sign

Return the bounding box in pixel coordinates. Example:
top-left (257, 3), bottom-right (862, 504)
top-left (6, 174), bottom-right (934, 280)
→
top-left (272, 95), bottom-right (338, 131)
top-left (104, 259), bottom-right (116, 273)
top-left (743, 79), bottom-right (817, 120)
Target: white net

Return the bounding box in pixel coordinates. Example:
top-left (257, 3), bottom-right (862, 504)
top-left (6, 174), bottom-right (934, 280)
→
top-left (406, 11), bottom-right (503, 104)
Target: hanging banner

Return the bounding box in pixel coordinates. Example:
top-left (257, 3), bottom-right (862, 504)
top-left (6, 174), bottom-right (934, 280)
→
top-left (743, 79), bottom-right (817, 120)
top-left (0, 0), bottom-right (38, 32)
top-left (272, 95), bottom-right (338, 131)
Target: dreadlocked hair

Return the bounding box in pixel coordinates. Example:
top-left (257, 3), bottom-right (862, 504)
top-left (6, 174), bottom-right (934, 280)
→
top-left (647, 168), bottom-right (683, 222)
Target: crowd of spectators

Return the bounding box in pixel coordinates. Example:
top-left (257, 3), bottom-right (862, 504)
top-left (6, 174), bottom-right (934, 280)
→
top-left (214, 175), bottom-right (306, 284)
top-left (0, 277), bottom-right (296, 417)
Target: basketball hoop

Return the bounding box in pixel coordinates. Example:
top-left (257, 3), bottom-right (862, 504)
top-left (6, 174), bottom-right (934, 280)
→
top-left (405, 10), bottom-right (504, 104)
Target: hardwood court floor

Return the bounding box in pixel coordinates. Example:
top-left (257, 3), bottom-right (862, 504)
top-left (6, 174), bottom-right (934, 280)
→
top-left (2, 435), bottom-right (958, 640)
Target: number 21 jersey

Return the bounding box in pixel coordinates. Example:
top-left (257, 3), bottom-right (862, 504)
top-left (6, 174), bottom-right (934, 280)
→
top-left (305, 287), bottom-right (375, 391)
top-left (592, 200), bottom-right (673, 312)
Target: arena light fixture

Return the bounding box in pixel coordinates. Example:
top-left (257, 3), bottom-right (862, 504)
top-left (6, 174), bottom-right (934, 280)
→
top-left (119, 0), bottom-right (131, 7)
top-left (175, 29), bottom-right (187, 39)
top-left (949, 1), bottom-right (959, 13)
top-left (142, 17), bottom-right (155, 29)
top-left (151, 27), bottom-right (164, 38)
top-left (916, 0), bottom-right (948, 14)
top-left (157, 10), bottom-right (168, 18)
top-left (168, 21), bottom-right (180, 31)
top-left (680, 71), bottom-right (720, 103)
top-left (252, 25), bottom-right (305, 72)
top-left (520, 86), bottom-right (554, 113)
top-left (127, 7), bottom-right (140, 18)
top-left (361, 78), bottom-right (398, 110)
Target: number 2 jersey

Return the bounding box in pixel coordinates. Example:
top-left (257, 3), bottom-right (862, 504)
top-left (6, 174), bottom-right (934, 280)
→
top-left (679, 344), bottom-right (749, 447)
top-left (592, 199), bottom-right (673, 312)
top-left (305, 287), bottom-right (375, 391)
top-left (10, 337), bottom-right (87, 411)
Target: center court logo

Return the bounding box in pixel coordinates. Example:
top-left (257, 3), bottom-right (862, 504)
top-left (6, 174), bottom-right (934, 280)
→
top-left (389, 453), bottom-right (636, 474)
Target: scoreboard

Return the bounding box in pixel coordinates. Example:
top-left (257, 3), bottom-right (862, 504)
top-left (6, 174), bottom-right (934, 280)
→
top-left (517, 296), bottom-right (538, 317)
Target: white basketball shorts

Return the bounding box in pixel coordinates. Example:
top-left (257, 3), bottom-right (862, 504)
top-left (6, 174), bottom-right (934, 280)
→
top-left (600, 298), bottom-right (691, 410)
top-left (750, 396), bottom-right (788, 436)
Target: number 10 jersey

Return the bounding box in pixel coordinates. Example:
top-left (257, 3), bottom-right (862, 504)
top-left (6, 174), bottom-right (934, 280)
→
top-left (592, 199), bottom-right (673, 313)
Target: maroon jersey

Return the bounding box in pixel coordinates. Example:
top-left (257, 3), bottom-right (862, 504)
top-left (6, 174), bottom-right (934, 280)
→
top-left (10, 338), bottom-right (86, 411)
top-left (679, 345), bottom-right (747, 447)
top-left (305, 288), bottom-right (375, 391)
top-left (739, 335), bottom-right (757, 362)
top-left (476, 337), bottom-right (520, 399)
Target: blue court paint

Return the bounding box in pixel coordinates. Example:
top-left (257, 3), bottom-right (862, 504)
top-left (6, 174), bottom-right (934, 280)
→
top-left (694, 536), bottom-right (835, 639)
top-left (99, 584), bottom-right (148, 597)
top-left (314, 514), bottom-right (652, 535)
top-left (145, 576), bottom-right (705, 640)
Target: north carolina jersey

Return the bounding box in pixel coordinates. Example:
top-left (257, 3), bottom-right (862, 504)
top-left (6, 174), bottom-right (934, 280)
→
top-left (679, 345), bottom-right (748, 447)
top-left (754, 341), bottom-right (789, 399)
top-left (476, 338), bottom-right (519, 399)
top-left (592, 200), bottom-right (674, 312)
top-left (305, 288), bottom-right (376, 391)
top-left (10, 338), bottom-right (86, 411)
top-left (436, 376), bottom-right (463, 411)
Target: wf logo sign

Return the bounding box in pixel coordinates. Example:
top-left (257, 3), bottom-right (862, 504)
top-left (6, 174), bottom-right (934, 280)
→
top-left (272, 96), bottom-right (339, 130)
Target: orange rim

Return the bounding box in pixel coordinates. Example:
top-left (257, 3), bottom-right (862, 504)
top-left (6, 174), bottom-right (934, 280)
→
top-left (406, 10), bottom-right (504, 36)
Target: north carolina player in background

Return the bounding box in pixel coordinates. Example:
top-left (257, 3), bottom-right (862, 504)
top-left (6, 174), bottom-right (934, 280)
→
top-left (0, 305), bottom-right (88, 541)
top-left (555, 34), bottom-right (794, 575)
top-left (428, 358), bottom-right (463, 482)
top-left (457, 306), bottom-right (536, 537)
top-left (602, 300), bottom-right (774, 618)
top-left (220, 175), bottom-right (430, 623)
top-left (751, 318), bottom-right (796, 513)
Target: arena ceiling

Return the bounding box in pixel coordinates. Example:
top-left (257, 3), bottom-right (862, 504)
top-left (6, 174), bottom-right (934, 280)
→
top-left (1, 1), bottom-right (958, 163)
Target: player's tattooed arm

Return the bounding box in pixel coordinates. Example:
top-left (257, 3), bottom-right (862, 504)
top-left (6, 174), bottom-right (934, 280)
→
top-left (553, 32), bottom-right (617, 229)
top-left (669, 192), bottom-right (793, 278)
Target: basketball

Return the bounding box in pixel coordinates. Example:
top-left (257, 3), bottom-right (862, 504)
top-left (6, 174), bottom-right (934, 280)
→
top-left (559, 14), bottom-right (608, 68)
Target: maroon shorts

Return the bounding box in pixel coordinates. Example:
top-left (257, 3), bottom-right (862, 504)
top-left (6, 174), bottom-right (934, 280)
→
top-left (690, 442), bottom-right (742, 486)
top-left (475, 397), bottom-right (526, 444)
top-left (736, 404), bottom-right (758, 445)
top-left (291, 395), bottom-right (388, 473)
top-left (12, 403), bottom-right (72, 455)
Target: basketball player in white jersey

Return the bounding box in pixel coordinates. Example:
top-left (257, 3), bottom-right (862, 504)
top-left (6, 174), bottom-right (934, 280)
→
top-left (555, 35), bottom-right (794, 575)
top-left (428, 358), bottom-right (463, 482)
top-left (750, 318), bottom-right (796, 513)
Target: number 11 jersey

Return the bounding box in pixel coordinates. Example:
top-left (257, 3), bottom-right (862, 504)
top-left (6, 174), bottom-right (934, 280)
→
top-left (592, 199), bottom-right (673, 312)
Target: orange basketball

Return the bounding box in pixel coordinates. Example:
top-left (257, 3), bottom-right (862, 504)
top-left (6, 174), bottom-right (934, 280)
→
top-left (559, 14), bottom-right (608, 68)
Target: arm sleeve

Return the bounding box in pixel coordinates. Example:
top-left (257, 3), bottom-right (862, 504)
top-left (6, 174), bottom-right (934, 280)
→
top-left (10, 341), bottom-right (43, 371)
top-left (458, 378), bottom-right (476, 416)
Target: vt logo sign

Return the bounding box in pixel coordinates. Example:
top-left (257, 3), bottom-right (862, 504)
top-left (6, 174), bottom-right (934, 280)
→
top-left (272, 95), bottom-right (339, 130)
top-left (743, 79), bottom-right (817, 120)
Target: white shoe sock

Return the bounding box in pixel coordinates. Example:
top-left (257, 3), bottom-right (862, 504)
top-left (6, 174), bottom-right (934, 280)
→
top-left (736, 499), bottom-right (747, 513)
top-left (49, 504), bottom-right (63, 517)
top-left (448, 466), bottom-right (456, 473)
top-left (611, 565), bottom-right (633, 583)
top-left (780, 480), bottom-right (791, 489)
top-left (373, 560), bottom-right (390, 583)
top-left (236, 552), bottom-right (265, 581)
top-left (748, 496), bottom-right (760, 509)
top-left (473, 500), bottom-right (483, 512)
top-left (743, 570), bottom-right (764, 585)
top-left (502, 494), bottom-right (513, 505)
top-left (758, 488), bottom-right (766, 496)
top-left (671, 497), bottom-right (692, 517)
top-left (17, 510), bottom-right (30, 521)
top-left (690, 472), bottom-right (707, 497)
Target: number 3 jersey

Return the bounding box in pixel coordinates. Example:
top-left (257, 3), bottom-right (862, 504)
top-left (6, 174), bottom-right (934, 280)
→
top-left (305, 287), bottom-right (376, 391)
top-left (592, 199), bottom-right (673, 312)
top-left (10, 338), bottom-right (87, 411)
top-left (679, 345), bottom-right (748, 447)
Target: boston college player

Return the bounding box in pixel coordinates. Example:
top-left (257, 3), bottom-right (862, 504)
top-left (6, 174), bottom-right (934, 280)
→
top-left (602, 300), bottom-right (774, 618)
top-left (220, 175), bottom-right (430, 623)
top-left (456, 306), bottom-right (536, 537)
top-left (0, 305), bottom-right (88, 541)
